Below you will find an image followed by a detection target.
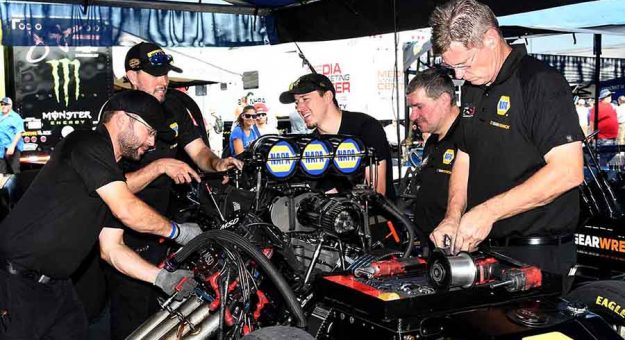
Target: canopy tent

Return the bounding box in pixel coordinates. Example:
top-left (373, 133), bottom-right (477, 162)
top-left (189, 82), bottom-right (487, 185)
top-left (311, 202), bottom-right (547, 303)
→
top-left (0, 0), bottom-right (594, 47)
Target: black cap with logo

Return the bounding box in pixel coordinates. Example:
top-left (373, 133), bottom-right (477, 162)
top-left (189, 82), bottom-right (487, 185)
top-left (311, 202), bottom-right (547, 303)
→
top-left (103, 90), bottom-right (170, 136)
top-left (124, 42), bottom-right (182, 76)
top-left (279, 73), bottom-right (337, 104)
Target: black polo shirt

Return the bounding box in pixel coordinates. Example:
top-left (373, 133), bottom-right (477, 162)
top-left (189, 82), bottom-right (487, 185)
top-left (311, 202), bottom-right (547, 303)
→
top-left (0, 126), bottom-right (125, 278)
top-left (115, 91), bottom-right (201, 264)
top-left (413, 114), bottom-right (461, 234)
top-left (459, 45), bottom-right (584, 239)
top-left (313, 110), bottom-right (394, 198)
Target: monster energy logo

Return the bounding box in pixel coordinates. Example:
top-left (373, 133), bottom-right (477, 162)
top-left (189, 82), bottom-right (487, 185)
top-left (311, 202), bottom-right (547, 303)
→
top-left (47, 58), bottom-right (81, 106)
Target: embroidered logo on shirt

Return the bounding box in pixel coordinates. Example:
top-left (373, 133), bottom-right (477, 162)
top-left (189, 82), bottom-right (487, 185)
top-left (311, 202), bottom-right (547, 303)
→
top-left (442, 149), bottom-right (455, 165)
top-left (462, 104), bottom-right (476, 118)
top-left (497, 96), bottom-right (511, 116)
top-left (169, 122), bottom-right (179, 137)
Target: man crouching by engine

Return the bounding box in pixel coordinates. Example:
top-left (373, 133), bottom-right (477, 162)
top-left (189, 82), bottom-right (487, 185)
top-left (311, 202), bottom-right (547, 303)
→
top-left (0, 91), bottom-right (201, 339)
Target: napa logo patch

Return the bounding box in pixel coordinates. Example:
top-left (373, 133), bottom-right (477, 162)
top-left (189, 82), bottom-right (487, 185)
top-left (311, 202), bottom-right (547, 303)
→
top-left (497, 96), bottom-right (510, 116)
top-left (442, 149), bottom-right (455, 165)
top-left (266, 141), bottom-right (297, 179)
top-left (169, 122), bottom-right (179, 137)
top-left (334, 138), bottom-right (364, 174)
top-left (300, 139), bottom-right (331, 176)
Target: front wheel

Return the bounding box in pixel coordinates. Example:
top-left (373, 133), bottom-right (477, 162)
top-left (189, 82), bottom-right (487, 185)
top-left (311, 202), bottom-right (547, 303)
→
top-left (567, 280), bottom-right (625, 327)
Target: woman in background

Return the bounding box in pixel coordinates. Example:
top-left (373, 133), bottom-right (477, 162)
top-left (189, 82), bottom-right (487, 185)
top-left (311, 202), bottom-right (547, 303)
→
top-left (229, 105), bottom-right (260, 155)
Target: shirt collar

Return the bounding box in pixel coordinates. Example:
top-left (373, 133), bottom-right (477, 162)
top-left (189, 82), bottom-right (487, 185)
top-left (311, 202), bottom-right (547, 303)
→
top-left (490, 44), bottom-right (526, 86)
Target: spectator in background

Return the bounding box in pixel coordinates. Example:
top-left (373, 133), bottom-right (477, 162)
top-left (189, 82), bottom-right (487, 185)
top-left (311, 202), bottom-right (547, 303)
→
top-left (575, 98), bottom-right (589, 136)
top-left (590, 89), bottom-right (618, 144)
top-left (0, 97), bottom-right (25, 174)
top-left (617, 95), bottom-right (625, 144)
top-left (253, 102), bottom-right (279, 135)
top-left (230, 105), bottom-right (260, 155)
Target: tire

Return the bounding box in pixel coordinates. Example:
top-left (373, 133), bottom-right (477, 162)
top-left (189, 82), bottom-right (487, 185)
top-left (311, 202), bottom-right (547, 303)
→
top-left (567, 280), bottom-right (625, 326)
top-left (242, 326), bottom-right (314, 340)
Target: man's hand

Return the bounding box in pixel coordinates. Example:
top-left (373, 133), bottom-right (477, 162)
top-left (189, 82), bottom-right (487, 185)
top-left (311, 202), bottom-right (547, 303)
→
top-left (452, 203), bottom-right (497, 254)
top-left (212, 157), bottom-right (243, 172)
top-left (154, 269), bottom-right (197, 299)
top-left (430, 218), bottom-right (459, 249)
top-left (5, 146), bottom-right (14, 157)
top-left (173, 222), bottom-right (203, 245)
top-left (156, 159), bottom-right (201, 184)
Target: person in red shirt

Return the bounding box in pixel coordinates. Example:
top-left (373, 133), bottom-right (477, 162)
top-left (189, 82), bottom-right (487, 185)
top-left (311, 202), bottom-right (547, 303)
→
top-left (590, 89), bottom-right (618, 143)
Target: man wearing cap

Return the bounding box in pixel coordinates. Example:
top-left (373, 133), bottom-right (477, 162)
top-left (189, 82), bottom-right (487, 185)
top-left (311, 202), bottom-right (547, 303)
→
top-left (102, 42), bottom-right (242, 338)
top-left (280, 73), bottom-right (393, 197)
top-left (590, 89), bottom-right (618, 144)
top-left (0, 91), bottom-right (201, 339)
top-left (253, 102), bottom-right (279, 135)
top-left (429, 0), bottom-right (583, 284)
top-left (0, 97), bottom-right (24, 174)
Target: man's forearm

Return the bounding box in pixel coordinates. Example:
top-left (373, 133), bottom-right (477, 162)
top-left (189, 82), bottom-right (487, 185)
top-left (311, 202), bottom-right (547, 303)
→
top-left (444, 151), bottom-right (469, 222)
top-left (10, 132), bottom-right (22, 150)
top-left (125, 161), bottom-right (162, 193)
top-left (101, 242), bottom-right (160, 283)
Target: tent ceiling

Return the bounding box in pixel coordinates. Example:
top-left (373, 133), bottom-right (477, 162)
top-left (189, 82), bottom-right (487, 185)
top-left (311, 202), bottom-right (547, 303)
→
top-left (29, 0), bottom-right (595, 43)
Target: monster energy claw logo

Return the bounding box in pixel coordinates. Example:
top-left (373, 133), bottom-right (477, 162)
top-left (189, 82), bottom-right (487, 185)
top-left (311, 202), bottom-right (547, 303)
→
top-left (47, 59), bottom-right (81, 106)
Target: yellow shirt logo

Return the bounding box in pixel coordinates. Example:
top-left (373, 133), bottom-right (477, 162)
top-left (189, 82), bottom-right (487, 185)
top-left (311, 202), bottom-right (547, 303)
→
top-left (497, 96), bottom-right (511, 116)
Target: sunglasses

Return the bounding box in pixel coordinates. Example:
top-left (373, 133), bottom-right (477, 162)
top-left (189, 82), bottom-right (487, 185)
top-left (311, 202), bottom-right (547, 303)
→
top-left (0, 103), bottom-right (10, 106)
top-left (243, 113), bottom-right (258, 119)
top-left (130, 51), bottom-right (174, 71)
top-left (255, 112), bottom-right (267, 118)
top-left (126, 112), bottom-right (157, 137)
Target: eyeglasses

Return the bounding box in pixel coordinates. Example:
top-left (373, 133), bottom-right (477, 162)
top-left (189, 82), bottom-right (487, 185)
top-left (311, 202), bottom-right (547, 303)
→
top-left (0, 103), bottom-right (10, 106)
top-left (126, 113), bottom-right (157, 137)
top-left (255, 112), bottom-right (267, 119)
top-left (243, 113), bottom-right (258, 119)
top-left (439, 48), bottom-right (479, 71)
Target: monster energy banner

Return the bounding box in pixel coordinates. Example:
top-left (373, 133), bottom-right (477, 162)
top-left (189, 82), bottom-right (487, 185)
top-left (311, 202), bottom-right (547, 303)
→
top-left (12, 46), bottom-right (113, 152)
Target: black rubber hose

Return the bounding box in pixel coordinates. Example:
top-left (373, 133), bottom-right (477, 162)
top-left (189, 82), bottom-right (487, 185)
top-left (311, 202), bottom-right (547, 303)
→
top-left (371, 193), bottom-right (430, 258)
top-left (173, 230), bottom-right (307, 329)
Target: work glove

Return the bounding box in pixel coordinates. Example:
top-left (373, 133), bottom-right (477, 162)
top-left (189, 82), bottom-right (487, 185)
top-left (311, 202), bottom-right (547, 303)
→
top-left (171, 222), bottom-right (203, 246)
top-left (154, 269), bottom-right (198, 300)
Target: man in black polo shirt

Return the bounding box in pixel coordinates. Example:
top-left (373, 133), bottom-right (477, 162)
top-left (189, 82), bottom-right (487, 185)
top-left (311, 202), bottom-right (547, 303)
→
top-left (407, 69), bottom-right (460, 235)
top-left (279, 73), bottom-right (393, 198)
top-left (0, 91), bottom-right (200, 339)
top-left (429, 0), bottom-right (584, 277)
top-left (104, 42), bottom-right (243, 339)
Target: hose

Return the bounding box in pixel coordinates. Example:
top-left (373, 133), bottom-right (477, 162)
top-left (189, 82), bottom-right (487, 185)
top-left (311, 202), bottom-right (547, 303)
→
top-left (172, 230), bottom-right (307, 329)
top-left (370, 193), bottom-right (430, 258)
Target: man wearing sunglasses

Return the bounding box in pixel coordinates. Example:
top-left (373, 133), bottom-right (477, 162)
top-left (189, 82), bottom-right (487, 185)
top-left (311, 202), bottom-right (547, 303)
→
top-left (0, 97), bottom-right (24, 175)
top-left (0, 91), bottom-right (199, 339)
top-left (429, 0), bottom-right (583, 285)
top-left (95, 42), bottom-right (243, 338)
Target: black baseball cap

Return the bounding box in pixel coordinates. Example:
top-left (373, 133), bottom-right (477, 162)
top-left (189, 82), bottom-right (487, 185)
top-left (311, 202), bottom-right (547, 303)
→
top-left (124, 42), bottom-right (182, 76)
top-left (103, 90), bottom-right (170, 136)
top-left (279, 73), bottom-right (337, 104)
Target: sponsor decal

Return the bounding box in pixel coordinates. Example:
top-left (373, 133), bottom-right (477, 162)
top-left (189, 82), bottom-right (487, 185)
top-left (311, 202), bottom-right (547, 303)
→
top-left (266, 141), bottom-right (297, 179)
top-left (596, 296), bottom-right (625, 319)
top-left (47, 58), bottom-right (81, 106)
top-left (575, 233), bottom-right (625, 253)
top-left (497, 95), bottom-right (510, 116)
top-left (334, 138), bottom-right (364, 174)
top-left (42, 110), bottom-right (92, 125)
top-left (442, 149), bottom-right (455, 165)
top-left (300, 139), bottom-right (331, 176)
